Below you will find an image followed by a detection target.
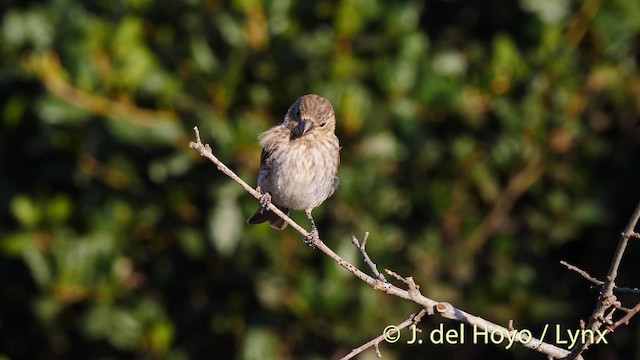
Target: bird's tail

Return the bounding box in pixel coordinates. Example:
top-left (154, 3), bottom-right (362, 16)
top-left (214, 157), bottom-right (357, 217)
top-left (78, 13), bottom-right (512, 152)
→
top-left (247, 206), bottom-right (290, 230)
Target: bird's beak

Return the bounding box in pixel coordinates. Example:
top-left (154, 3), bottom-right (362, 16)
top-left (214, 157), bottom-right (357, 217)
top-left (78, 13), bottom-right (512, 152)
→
top-left (295, 119), bottom-right (314, 137)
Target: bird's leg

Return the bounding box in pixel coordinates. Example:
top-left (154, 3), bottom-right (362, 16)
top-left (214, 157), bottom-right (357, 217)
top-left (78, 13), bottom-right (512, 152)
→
top-left (303, 209), bottom-right (320, 247)
top-left (305, 209), bottom-right (317, 229)
top-left (256, 186), bottom-right (271, 213)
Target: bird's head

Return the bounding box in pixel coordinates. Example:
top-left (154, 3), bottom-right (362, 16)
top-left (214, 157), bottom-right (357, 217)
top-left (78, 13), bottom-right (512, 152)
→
top-left (284, 94), bottom-right (336, 140)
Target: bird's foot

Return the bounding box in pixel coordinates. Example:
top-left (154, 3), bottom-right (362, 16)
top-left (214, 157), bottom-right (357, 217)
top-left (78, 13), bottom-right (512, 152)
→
top-left (257, 187), bottom-right (271, 211)
top-left (303, 209), bottom-right (320, 247)
top-left (304, 227), bottom-right (320, 248)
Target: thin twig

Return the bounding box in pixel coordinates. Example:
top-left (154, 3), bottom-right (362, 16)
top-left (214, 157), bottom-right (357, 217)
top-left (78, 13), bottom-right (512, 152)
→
top-left (352, 232), bottom-right (387, 282)
top-left (341, 309), bottom-right (428, 360)
top-left (560, 261), bottom-right (604, 286)
top-left (385, 269), bottom-right (409, 285)
top-left (561, 260), bottom-right (640, 295)
top-left (606, 303), bottom-right (640, 332)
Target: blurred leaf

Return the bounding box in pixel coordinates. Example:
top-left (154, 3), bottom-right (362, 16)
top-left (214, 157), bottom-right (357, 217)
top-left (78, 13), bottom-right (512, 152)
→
top-left (1, 232), bottom-right (31, 257)
top-left (46, 194), bottom-right (73, 224)
top-left (36, 96), bottom-right (89, 125)
top-left (84, 303), bottom-right (143, 350)
top-left (112, 17), bottom-right (158, 91)
top-left (33, 297), bottom-right (62, 327)
top-left (23, 241), bottom-right (51, 289)
top-left (208, 183), bottom-right (243, 256)
top-left (148, 152), bottom-right (193, 183)
top-left (149, 320), bottom-right (175, 354)
top-left (2, 95), bottom-right (27, 128)
top-left (107, 118), bottom-right (184, 145)
top-left (10, 195), bottom-right (41, 228)
top-left (2, 8), bottom-right (54, 50)
top-left (190, 37), bottom-right (218, 74)
top-left (335, 0), bottom-right (380, 38)
top-left (432, 50), bottom-right (467, 77)
top-left (240, 327), bottom-right (282, 360)
top-left (520, 0), bottom-right (570, 24)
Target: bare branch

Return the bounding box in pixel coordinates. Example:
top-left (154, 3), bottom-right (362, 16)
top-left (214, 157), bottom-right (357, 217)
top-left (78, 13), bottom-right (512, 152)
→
top-left (566, 201), bottom-right (640, 359)
top-left (189, 128), bottom-right (580, 360)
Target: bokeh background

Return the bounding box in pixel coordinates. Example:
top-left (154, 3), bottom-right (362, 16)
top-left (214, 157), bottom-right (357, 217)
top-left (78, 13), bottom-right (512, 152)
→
top-left (2, 0), bottom-right (640, 359)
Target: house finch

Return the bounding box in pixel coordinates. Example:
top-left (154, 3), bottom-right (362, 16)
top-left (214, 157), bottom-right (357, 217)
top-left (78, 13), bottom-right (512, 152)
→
top-left (247, 94), bottom-right (340, 232)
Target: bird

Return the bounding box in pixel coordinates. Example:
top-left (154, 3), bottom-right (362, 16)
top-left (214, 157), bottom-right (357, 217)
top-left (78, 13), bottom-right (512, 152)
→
top-left (247, 94), bottom-right (340, 235)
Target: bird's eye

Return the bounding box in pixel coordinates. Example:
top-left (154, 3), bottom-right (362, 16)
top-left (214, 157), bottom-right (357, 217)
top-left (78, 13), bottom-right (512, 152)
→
top-left (296, 109), bottom-right (301, 118)
top-left (319, 122), bottom-right (326, 127)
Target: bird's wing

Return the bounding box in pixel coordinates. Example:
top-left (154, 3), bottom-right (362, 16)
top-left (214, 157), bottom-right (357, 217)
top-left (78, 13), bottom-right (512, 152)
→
top-left (259, 148), bottom-right (270, 169)
top-left (256, 147), bottom-right (272, 188)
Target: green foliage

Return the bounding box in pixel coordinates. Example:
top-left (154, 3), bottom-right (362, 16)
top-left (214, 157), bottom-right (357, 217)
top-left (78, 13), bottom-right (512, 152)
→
top-left (1, 0), bottom-right (640, 359)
